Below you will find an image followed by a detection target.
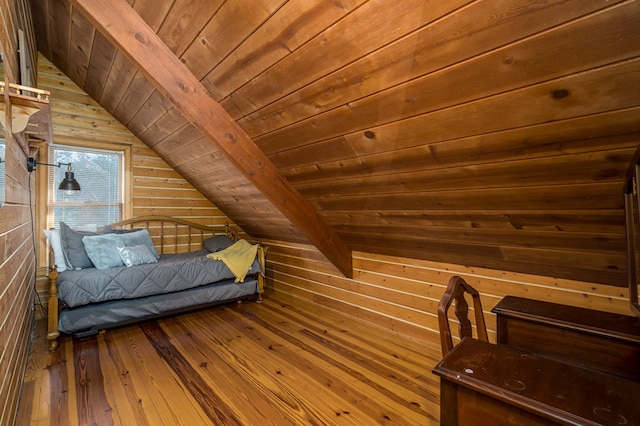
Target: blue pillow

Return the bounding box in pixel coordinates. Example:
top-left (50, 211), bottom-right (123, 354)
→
top-left (82, 234), bottom-right (125, 269)
top-left (119, 230), bottom-right (160, 258)
top-left (117, 245), bottom-right (158, 267)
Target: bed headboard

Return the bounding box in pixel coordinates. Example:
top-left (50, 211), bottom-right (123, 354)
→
top-left (109, 215), bottom-right (241, 255)
top-left (45, 216), bottom-right (243, 274)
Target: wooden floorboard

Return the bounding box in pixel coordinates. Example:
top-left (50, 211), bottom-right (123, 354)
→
top-left (16, 292), bottom-right (441, 425)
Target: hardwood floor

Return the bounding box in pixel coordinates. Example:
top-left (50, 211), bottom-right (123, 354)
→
top-left (16, 292), bottom-right (441, 425)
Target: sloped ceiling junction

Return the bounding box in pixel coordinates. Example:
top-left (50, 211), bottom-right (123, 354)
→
top-left (30, 0), bottom-right (640, 286)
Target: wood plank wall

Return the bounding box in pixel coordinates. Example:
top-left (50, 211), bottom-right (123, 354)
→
top-left (1, 6), bottom-right (632, 426)
top-left (0, 1), bottom-right (38, 425)
top-left (31, 55), bottom-right (633, 351)
top-left (264, 239), bottom-right (631, 345)
top-left (33, 54), bottom-right (235, 305)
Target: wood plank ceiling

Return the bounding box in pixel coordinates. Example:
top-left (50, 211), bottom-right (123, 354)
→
top-left (29, 0), bottom-right (640, 286)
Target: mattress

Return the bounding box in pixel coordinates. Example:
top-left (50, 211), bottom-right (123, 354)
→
top-left (57, 249), bottom-right (261, 308)
top-left (58, 277), bottom-right (259, 334)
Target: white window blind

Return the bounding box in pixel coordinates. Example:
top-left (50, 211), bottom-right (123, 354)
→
top-left (47, 144), bottom-right (124, 229)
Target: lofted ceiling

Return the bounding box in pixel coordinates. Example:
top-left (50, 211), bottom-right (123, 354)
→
top-left (29, 0), bottom-right (640, 286)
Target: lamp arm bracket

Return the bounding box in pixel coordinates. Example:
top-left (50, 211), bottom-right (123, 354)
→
top-left (26, 157), bottom-right (72, 172)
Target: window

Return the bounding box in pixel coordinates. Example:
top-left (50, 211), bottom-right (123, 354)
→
top-left (47, 144), bottom-right (124, 229)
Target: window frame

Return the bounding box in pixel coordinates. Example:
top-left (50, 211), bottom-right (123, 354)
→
top-left (46, 143), bottom-right (125, 229)
top-left (36, 141), bottom-right (132, 273)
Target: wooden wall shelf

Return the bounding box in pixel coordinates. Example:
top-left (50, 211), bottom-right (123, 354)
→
top-left (0, 81), bottom-right (52, 149)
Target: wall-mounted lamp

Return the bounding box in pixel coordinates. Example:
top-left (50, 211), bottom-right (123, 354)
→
top-left (27, 157), bottom-right (81, 194)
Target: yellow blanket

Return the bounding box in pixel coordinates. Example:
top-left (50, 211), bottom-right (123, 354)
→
top-left (207, 239), bottom-right (258, 283)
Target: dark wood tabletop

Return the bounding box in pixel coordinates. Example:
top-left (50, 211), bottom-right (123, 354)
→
top-left (433, 338), bottom-right (640, 425)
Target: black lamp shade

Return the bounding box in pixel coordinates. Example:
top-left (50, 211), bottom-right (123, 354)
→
top-left (27, 157), bottom-right (81, 193)
top-left (59, 170), bottom-right (81, 192)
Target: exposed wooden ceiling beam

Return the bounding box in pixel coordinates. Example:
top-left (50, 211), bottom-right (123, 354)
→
top-left (70, 0), bottom-right (353, 278)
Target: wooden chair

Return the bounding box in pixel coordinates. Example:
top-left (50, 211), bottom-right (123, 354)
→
top-left (437, 275), bottom-right (489, 356)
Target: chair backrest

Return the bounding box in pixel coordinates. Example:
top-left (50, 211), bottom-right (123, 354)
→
top-left (437, 275), bottom-right (489, 356)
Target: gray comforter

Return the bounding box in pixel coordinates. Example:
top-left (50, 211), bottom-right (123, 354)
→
top-left (57, 249), bottom-right (261, 308)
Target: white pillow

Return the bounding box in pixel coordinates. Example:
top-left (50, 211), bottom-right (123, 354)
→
top-left (43, 229), bottom-right (67, 272)
top-left (43, 224), bottom-right (98, 272)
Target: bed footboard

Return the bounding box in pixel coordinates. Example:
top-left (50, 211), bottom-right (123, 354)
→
top-left (47, 266), bottom-right (60, 351)
top-left (256, 245), bottom-right (267, 301)
top-left (225, 223), bottom-right (267, 301)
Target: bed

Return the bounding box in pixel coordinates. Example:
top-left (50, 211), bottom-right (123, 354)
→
top-left (45, 216), bottom-right (266, 351)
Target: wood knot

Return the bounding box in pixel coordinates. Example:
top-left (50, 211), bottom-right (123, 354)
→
top-left (552, 89), bottom-right (569, 99)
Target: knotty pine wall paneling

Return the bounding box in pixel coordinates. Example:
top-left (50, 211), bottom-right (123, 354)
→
top-left (0, 1), bottom-right (38, 425)
top-left (264, 239), bottom-right (631, 346)
top-left (33, 54), bottom-right (235, 305)
top-left (31, 56), bottom-right (633, 357)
